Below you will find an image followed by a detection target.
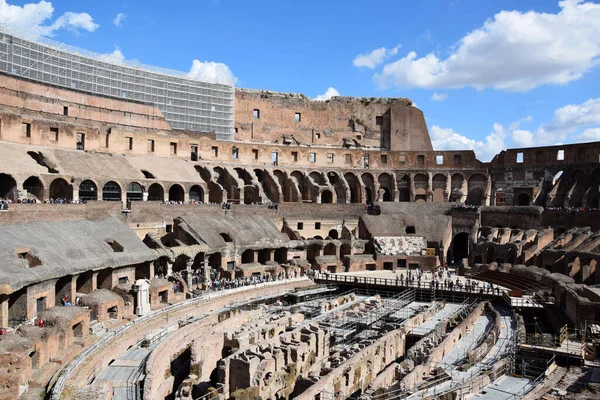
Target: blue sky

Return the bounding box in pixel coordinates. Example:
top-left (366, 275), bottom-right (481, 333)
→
top-left (1, 0), bottom-right (599, 160)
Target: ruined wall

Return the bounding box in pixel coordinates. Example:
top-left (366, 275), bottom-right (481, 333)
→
top-left (235, 89), bottom-right (432, 152)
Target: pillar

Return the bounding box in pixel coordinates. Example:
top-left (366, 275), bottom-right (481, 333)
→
top-left (409, 173), bottom-right (416, 202)
top-left (0, 296), bottom-right (8, 328)
top-left (269, 249), bottom-right (275, 262)
top-left (427, 173), bottom-right (433, 202)
top-left (445, 173), bottom-right (452, 202)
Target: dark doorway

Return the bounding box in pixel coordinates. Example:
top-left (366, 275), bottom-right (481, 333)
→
top-left (452, 232), bottom-right (470, 264)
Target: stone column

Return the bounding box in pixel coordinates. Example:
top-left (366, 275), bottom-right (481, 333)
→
top-left (269, 249), bottom-right (275, 262)
top-left (427, 172), bottom-right (433, 202)
top-left (445, 173), bottom-right (452, 202)
top-left (409, 173), bottom-right (416, 202)
top-left (0, 296), bottom-right (8, 328)
top-left (133, 280), bottom-right (151, 316)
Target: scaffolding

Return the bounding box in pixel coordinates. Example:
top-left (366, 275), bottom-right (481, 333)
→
top-left (0, 28), bottom-right (235, 140)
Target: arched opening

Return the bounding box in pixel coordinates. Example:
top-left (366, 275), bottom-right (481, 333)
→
top-left (485, 246), bottom-right (495, 264)
top-left (328, 171), bottom-right (347, 203)
top-left (516, 193), bottom-right (530, 206)
top-left (451, 173), bottom-right (465, 202)
top-left (55, 275), bottom-right (73, 305)
top-left (258, 249), bottom-right (271, 264)
top-left (307, 244), bottom-right (321, 263)
top-left (0, 173), bottom-right (17, 199)
top-left (340, 243), bottom-right (352, 258)
top-left (467, 174), bottom-right (487, 205)
top-left (126, 182), bottom-right (143, 202)
top-left (241, 249), bottom-right (254, 264)
top-left (309, 171), bottom-right (325, 185)
top-left (382, 187), bottom-right (392, 202)
top-left (324, 243), bottom-right (337, 256)
top-left (432, 174), bottom-right (447, 203)
top-left (147, 183), bottom-right (164, 202)
top-left (208, 253), bottom-right (222, 269)
top-left (23, 176), bottom-right (44, 200)
top-left (397, 174), bottom-right (410, 202)
top-left (97, 269), bottom-right (113, 290)
top-left (320, 189), bottom-right (333, 204)
top-left (328, 229), bottom-right (339, 240)
top-left (49, 178), bottom-right (72, 200)
top-left (220, 233), bottom-right (233, 242)
top-left (344, 173), bottom-right (361, 203)
top-left (452, 233), bottom-right (469, 264)
top-left (189, 185), bottom-right (204, 203)
top-left (168, 184), bottom-right (185, 202)
top-left (78, 180), bottom-right (97, 201)
top-left (378, 173), bottom-right (393, 202)
top-left (243, 186), bottom-right (259, 204)
top-left (466, 188), bottom-right (484, 206)
top-left (102, 181), bottom-right (122, 202)
top-left (365, 187), bottom-right (373, 203)
top-left (274, 248), bottom-right (287, 264)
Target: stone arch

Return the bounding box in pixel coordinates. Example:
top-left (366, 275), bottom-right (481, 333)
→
top-left (243, 186), bottom-right (259, 204)
top-left (274, 248), bottom-right (288, 264)
top-left (49, 178), bottom-right (72, 200)
top-left (340, 243), bottom-right (352, 258)
top-left (324, 242), bottom-right (337, 256)
top-left (485, 246), bottom-right (495, 264)
top-left (23, 176), bottom-right (44, 200)
top-left (414, 174), bottom-right (428, 202)
top-left (362, 173), bottom-right (375, 203)
top-left (450, 232), bottom-right (469, 264)
top-left (307, 243), bottom-right (322, 263)
top-left (241, 249), bottom-right (254, 264)
top-left (168, 184), bottom-right (185, 202)
top-left (79, 179), bottom-right (98, 201)
top-left (148, 183), bottom-right (165, 202)
top-left (328, 229), bottom-right (339, 240)
top-left (309, 171), bottom-right (325, 185)
top-left (234, 168), bottom-right (253, 185)
top-left (344, 172), bottom-right (362, 203)
top-left (378, 173), bottom-right (393, 202)
top-left (258, 249), bottom-right (271, 264)
top-left (432, 174), bottom-right (446, 203)
top-left (467, 174), bottom-right (487, 205)
top-left (327, 171), bottom-right (347, 203)
top-left (255, 169), bottom-right (278, 202)
top-left (587, 169), bottom-right (600, 208)
top-left (102, 181), bottom-right (122, 202)
top-left (214, 166), bottom-right (238, 202)
top-left (451, 173), bottom-right (465, 202)
top-left (189, 185), bottom-right (204, 203)
top-left (320, 189), bottom-right (333, 204)
top-left (126, 182), bottom-right (144, 202)
top-left (397, 174), bottom-right (410, 202)
top-left (274, 170), bottom-right (292, 202)
top-left (569, 169), bottom-right (588, 207)
top-left (0, 173), bottom-right (17, 199)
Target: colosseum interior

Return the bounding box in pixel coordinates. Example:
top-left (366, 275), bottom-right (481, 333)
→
top-left (0, 31), bottom-right (600, 400)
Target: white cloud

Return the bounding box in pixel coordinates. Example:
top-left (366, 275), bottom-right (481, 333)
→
top-left (0, 0), bottom-right (99, 39)
top-left (510, 97), bottom-right (600, 146)
top-left (430, 92), bottom-right (447, 102)
top-left (353, 45), bottom-right (401, 69)
top-left (431, 123), bottom-right (507, 162)
top-left (187, 59), bottom-right (237, 86)
top-left (375, 0), bottom-right (600, 91)
top-left (98, 48), bottom-right (126, 64)
top-left (314, 87), bottom-right (339, 101)
top-left (113, 12), bottom-right (126, 28)
top-left (550, 97), bottom-right (600, 131)
top-left (577, 127), bottom-right (600, 141)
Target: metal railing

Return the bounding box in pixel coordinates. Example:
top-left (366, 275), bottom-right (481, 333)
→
top-left (313, 273), bottom-right (506, 298)
top-left (49, 277), bottom-right (308, 399)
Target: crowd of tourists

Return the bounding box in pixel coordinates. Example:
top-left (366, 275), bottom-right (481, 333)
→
top-left (394, 265), bottom-right (501, 294)
top-left (544, 206), bottom-right (600, 213)
top-left (451, 205), bottom-right (479, 212)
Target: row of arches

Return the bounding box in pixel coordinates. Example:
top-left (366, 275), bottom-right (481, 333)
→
top-left (0, 173), bottom-right (205, 203)
top-left (0, 170), bottom-right (490, 205)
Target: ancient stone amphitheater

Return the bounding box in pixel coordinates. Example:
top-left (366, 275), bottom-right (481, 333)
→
top-left (0, 30), bottom-right (599, 400)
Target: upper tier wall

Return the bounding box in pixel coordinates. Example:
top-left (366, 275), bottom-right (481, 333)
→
top-left (234, 89), bottom-right (433, 152)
